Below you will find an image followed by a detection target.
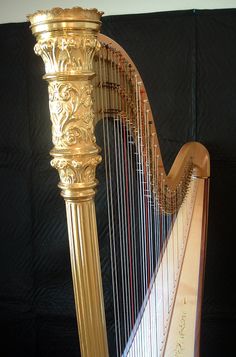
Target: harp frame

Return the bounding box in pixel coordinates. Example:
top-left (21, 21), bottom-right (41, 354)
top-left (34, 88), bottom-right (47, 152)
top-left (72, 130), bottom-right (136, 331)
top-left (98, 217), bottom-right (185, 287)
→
top-left (28, 6), bottom-right (210, 357)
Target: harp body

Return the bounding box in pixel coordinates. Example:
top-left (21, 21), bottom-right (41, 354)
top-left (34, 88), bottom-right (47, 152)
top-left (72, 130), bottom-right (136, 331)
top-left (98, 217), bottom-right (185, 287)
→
top-left (28, 7), bottom-right (210, 357)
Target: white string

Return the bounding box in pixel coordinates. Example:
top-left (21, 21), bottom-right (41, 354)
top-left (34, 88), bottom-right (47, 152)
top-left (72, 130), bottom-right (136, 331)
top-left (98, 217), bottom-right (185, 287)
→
top-left (96, 43), bottom-right (198, 357)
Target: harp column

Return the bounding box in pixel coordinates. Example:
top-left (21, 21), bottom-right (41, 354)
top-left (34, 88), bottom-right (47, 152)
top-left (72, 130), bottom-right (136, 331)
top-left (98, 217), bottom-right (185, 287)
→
top-left (28, 7), bottom-right (109, 357)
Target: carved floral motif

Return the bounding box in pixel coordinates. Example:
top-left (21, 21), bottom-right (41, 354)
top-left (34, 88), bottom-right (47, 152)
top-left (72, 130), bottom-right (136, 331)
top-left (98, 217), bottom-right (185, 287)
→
top-left (48, 81), bottom-right (96, 148)
top-left (51, 156), bottom-right (102, 185)
top-left (34, 36), bottom-right (100, 74)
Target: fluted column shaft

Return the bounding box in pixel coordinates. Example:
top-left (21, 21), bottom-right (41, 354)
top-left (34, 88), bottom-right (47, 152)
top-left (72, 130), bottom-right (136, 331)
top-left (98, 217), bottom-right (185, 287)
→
top-left (66, 199), bottom-right (108, 356)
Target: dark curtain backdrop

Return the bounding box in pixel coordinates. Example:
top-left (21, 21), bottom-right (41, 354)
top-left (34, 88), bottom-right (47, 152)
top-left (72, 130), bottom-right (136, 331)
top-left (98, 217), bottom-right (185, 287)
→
top-left (0, 8), bottom-right (236, 357)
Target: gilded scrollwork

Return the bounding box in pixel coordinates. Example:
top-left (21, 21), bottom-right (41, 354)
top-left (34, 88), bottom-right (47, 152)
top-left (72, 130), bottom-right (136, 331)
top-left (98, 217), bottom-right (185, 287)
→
top-left (48, 81), bottom-right (96, 148)
top-left (51, 156), bottom-right (102, 185)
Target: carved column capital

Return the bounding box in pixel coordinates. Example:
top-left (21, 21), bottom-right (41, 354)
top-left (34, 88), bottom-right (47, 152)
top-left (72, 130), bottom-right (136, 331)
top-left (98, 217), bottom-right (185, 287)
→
top-left (34, 35), bottom-right (101, 76)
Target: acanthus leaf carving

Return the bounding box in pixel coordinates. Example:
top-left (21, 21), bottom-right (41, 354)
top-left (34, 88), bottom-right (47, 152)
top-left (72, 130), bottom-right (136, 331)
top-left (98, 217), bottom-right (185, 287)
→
top-left (34, 36), bottom-right (101, 74)
top-left (48, 81), bottom-right (96, 148)
top-left (51, 156), bottom-right (102, 185)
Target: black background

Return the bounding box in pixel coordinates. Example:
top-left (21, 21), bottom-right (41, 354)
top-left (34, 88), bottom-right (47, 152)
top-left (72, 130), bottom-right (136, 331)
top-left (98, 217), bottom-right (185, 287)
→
top-left (0, 9), bottom-right (236, 356)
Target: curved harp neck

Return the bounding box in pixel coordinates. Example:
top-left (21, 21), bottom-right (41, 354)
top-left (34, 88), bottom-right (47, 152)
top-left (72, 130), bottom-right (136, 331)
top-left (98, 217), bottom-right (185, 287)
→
top-left (96, 34), bottom-right (210, 213)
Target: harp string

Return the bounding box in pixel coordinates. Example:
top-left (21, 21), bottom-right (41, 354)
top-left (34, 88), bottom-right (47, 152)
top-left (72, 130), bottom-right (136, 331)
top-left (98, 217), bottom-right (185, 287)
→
top-left (126, 61), bottom-right (138, 329)
top-left (153, 147), bottom-right (160, 353)
top-left (116, 50), bottom-right (130, 350)
top-left (95, 42), bottom-right (196, 356)
top-left (98, 48), bottom-right (121, 357)
top-left (120, 57), bottom-right (134, 332)
top-left (118, 55), bottom-right (131, 343)
top-left (116, 49), bottom-right (132, 349)
top-left (136, 77), bottom-right (146, 307)
top-left (145, 102), bottom-right (153, 353)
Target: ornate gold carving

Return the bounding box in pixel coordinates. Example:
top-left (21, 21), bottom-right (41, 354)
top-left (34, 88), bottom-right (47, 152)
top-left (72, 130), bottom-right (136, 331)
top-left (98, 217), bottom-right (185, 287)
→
top-left (48, 81), bottom-right (96, 148)
top-left (34, 36), bottom-right (100, 74)
top-left (29, 9), bottom-right (103, 194)
top-left (51, 155), bottom-right (101, 185)
top-left (28, 7), bottom-right (103, 23)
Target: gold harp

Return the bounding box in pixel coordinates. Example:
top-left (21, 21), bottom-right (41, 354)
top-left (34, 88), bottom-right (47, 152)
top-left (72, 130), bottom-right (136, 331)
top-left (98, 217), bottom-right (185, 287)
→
top-left (28, 7), bottom-right (210, 357)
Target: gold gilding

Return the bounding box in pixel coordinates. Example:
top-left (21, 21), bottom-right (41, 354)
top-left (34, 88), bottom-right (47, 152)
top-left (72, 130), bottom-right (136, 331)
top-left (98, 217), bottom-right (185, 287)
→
top-left (28, 7), bottom-right (103, 35)
top-left (28, 7), bottom-right (109, 357)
